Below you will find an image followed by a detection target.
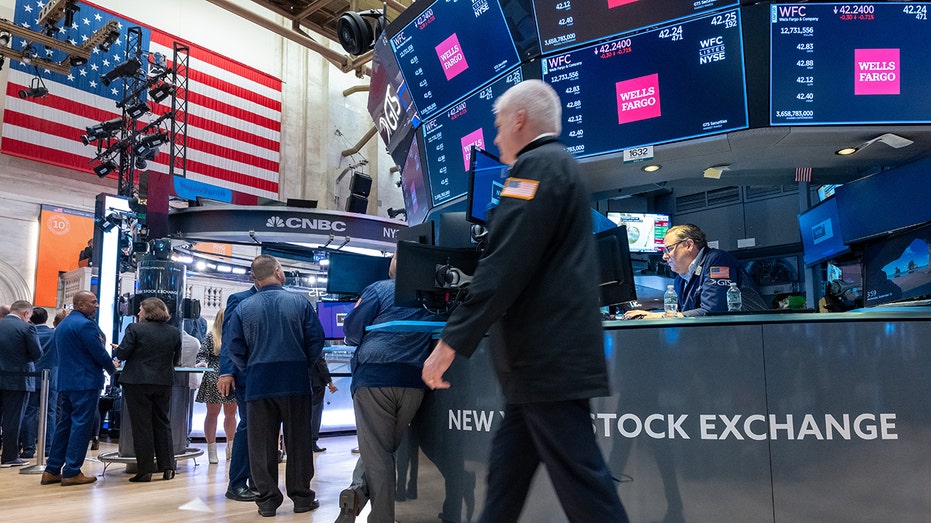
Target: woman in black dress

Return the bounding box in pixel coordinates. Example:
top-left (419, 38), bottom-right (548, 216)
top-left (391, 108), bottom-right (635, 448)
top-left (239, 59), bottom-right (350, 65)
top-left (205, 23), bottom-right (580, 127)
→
top-left (114, 298), bottom-right (181, 482)
top-left (194, 308), bottom-right (237, 463)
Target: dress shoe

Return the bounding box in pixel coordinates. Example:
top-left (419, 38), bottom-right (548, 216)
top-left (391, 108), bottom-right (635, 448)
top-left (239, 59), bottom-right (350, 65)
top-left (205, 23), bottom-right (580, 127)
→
top-left (225, 485), bottom-right (257, 502)
top-left (335, 488), bottom-right (360, 522)
top-left (20, 451), bottom-right (35, 459)
top-left (40, 472), bottom-right (62, 485)
top-left (0, 458), bottom-right (29, 467)
top-left (129, 473), bottom-right (152, 483)
top-left (312, 444), bottom-right (326, 452)
top-left (293, 499), bottom-right (320, 513)
top-left (162, 469), bottom-right (176, 480)
top-left (90, 438), bottom-right (99, 451)
top-left (61, 472), bottom-right (97, 486)
top-left (257, 507), bottom-right (276, 517)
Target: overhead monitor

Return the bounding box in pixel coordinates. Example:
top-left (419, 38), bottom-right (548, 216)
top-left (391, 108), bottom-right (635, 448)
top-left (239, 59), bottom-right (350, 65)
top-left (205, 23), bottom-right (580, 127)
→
top-left (467, 146), bottom-right (509, 226)
top-left (595, 225), bottom-right (638, 307)
top-left (532, 0), bottom-right (740, 55)
top-left (606, 212), bottom-right (671, 253)
top-left (542, 8), bottom-right (749, 158)
top-left (399, 133), bottom-right (431, 225)
top-left (770, 2), bottom-right (931, 125)
top-left (388, 0), bottom-right (522, 120)
top-left (421, 67), bottom-right (524, 207)
top-left (325, 252), bottom-right (392, 297)
top-left (863, 222), bottom-right (931, 307)
top-left (797, 197), bottom-right (852, 267)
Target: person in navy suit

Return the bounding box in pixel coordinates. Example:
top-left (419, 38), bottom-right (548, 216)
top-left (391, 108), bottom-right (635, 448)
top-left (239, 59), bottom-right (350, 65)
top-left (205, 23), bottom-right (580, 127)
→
top-left (0, 300), bottom-right (41, 467)
top-left (114, 297), bottom-right (182, 482)
top-left (42, 291), bottom-right (116, 486)
top-left (18, 307), bottom-right (58, 459)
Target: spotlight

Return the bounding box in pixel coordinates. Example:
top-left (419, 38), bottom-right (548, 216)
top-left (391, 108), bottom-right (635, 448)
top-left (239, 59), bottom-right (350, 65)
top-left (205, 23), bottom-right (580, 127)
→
top-left (18, 86), bottom-right (48, 99)
top-left (93, 159), bottom-right (118, 178)
top-left (337, 9), bottom-right (386, 56)
top-left (133, 132), bottom-right (169, 157)
top-left (98, 29), bottom-right (120, 52)
top-left (125, 101), bottom-right (149, 119)
top-left (63, 0), bottom-right (80, 28)
top-left (0, 31), bottom-right (10, 47)
top-left (21, 45), bottom-right (37, 65)
top-left (68, 55), bottom-right (87, 67)
top-left (101, 57), bottom-right (141, 87)
top-left (82, 117), bottom-right (123, 145)
top-left (148, 83), bottom-right (174, 103)
top-left (134, 146), bottom-right (158, 169)
top-left (99, 212), bottom-right (122, 232)
top-left (0, 56), bottom-right (5, 72)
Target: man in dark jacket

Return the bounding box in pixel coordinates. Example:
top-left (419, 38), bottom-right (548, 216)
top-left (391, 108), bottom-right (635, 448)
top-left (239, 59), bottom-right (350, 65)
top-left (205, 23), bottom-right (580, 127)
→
top-left (0, 300), bottom-right (42, 467)
top-left (19, 307), bottom-right (57, 459)
top-left (421, 80), bottom-right (629, 522)
top-left (43, 291), bottom-right (116, 486)
top-left (227, 255), bottom-right (325, 517)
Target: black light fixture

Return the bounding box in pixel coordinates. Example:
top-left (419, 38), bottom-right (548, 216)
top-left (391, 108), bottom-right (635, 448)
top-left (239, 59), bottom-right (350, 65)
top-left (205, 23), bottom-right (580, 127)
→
top-left (337, 8), bottom-right (387, 56)
top-left (125, 100), bottom-right (149, 119)
top-left (387, 207), bottom-right (407, 219)
top-left (134, 146), bottom-right (158, 169)
top-left (21, 44), bottom-right (37, 65)
top-left (68, 55), bottom-right (87, 67)
top-left (93, 159), bottom-right (118, 178)
top-left (63, 0), bottom-right (80, 28)
top-left (82, 117), bottom-right (123, 145)
top-left (99, 212), bottom-right (122, 232)
top-left (98, 29), bottom-right (120, 52)
top-left (0, 31), bottom-right (10, 47)
top-left (18, 73), bottom-right (48, 99)
top-left (101, 57), bottom-right (141, 86)
top-left (0, 56), bottom-right (5, 72)
top-left (133, 131), bottom-right (169, 157)
top-left (148, 83), bottom-right (174, 103)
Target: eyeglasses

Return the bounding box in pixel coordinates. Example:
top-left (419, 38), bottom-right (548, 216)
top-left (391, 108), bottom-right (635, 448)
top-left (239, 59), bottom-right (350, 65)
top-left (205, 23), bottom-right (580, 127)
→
top-left (661, 239), bottom-right (687, 254)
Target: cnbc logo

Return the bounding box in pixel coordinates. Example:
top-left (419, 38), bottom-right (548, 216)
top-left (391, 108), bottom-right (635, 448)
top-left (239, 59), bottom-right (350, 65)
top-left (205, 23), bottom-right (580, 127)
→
top-left (265, 216), bottom-right (348, 232)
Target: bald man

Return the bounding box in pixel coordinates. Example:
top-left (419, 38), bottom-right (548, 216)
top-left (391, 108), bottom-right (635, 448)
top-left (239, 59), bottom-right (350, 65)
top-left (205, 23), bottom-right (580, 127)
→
top-left (42, 291), bottom-right (116, 486)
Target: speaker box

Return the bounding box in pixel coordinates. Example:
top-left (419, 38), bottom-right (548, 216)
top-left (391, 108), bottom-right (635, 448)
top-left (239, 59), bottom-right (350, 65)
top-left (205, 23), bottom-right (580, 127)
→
top-left (345, 194), bottom-right (369, 214)
top-left (349, 172), bottom-right (373, 197)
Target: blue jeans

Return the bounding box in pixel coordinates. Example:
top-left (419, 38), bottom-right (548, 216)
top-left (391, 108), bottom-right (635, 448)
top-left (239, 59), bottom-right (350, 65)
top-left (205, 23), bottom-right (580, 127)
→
top-left (19, 388), bottom-right (58, 455)
top-left (227, 384), bottom-right (251, 490)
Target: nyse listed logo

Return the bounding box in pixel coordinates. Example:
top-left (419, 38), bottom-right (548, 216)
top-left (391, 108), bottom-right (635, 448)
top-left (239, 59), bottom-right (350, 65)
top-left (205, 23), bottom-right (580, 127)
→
top-left (698, 36), bottom-right (726, 64)
top-left (854, 48), bottom-right (900, 95)
top-left (265, 216), bottom-right (348, 232)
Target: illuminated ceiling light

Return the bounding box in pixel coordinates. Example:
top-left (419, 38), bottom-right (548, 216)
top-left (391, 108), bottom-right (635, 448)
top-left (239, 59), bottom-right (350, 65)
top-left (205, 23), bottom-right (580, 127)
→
top-left (703, 164), bottom-right (730, 179)
top-left (835, 147), bottom-right (858, 156)
top-left (232, 267), bottom-right (247, 275)
top-left (216, 265), bottom-right (233, 273)
top-left (641, 164), bottom-right (661, 172)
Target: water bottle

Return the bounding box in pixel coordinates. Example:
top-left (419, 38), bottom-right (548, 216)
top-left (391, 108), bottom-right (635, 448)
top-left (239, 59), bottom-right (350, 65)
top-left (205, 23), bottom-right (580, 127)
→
top-left (663, 285), bottom-right (678, 318)
top-left (727, 282), bottom-right (742, 312)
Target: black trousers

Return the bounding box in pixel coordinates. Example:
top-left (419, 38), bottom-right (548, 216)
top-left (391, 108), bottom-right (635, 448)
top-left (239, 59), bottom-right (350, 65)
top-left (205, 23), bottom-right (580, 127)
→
top-left (122, 383), bottom-right (174, 473)
top-left (247, 395), bottom-right (315, 513)
top-left (0, 389), bottom-right (27, 463)
top-left (478, 399), bottom-right (629, 523)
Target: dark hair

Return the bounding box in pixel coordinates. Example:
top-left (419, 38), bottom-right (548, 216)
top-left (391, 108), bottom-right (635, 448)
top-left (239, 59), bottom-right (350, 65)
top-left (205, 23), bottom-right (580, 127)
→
top-left (30, 307), bottom-right (49, 325)
top-left (139, 297), bottom-right (171, 322)
top-left (665, 224), bottom-right (708, 250)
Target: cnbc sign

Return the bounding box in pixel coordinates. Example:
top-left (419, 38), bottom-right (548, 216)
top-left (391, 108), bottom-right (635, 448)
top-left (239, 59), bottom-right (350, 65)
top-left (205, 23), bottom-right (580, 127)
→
top-left (265, 216), bottom-right (348, 232)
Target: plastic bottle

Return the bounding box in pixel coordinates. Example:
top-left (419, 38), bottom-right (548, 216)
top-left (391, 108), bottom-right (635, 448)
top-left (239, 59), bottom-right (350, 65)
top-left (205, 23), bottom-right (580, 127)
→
top-left (727, 282), bottom-right (742, 312)
top-left (663, 285), bottom-right (678, 318)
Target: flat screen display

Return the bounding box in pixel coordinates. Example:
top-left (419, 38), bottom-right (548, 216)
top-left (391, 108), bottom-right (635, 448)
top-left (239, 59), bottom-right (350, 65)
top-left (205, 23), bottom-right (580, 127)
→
top-left (325, 252), bottom-right (392, 297)
top-left (389, 0), bottom-right (522, 119)
top-left (467, 147), bottom-right (509, 225)
top-left (369, 34), bottom-right (420, 155)
top-left (533, 0), bottom-right (740, 55)
top-left (606, 212), bottom-right (670, 253)
top-left (595, 225), bottom-right (637, 306)
top-left (798, 197), bottom-right (852, 267)
top-left (542, 9), bottom-right (748, 158)
top-left (421, 67), bottom-right (523, 207)
top-left (863, 222), bottom-right (931, 306)
top-left (399, 134), bottom-right (431, 225)
top-left (770, 2), bottom-right (931, 125)
top-left (316, 301), bottom-right (356, 339)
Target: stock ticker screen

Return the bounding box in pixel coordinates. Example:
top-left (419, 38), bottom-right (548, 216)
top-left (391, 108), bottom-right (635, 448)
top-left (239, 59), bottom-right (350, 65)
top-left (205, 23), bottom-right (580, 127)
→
top-left (389, 0), bottom-right (521, 120)
top-left (770, 2), bottom-right (931, 125)
top-left (421, 67), bottom-right (524, 207)
top-left (542, 8), bottom-right (749, 158)
top-left (532, 0), bottom-right (740, 55)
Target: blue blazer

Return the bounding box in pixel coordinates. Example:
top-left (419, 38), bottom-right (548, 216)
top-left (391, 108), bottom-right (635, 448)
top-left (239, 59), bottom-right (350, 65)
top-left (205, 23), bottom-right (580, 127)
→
top-left (0, 315), bottom-right (41, 391)
top-left (53, 311), bottom-right (116, 392)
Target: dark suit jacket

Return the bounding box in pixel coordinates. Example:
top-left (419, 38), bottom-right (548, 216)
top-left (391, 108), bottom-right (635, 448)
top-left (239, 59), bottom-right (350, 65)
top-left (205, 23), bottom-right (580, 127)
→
top-left (219, 286), bottom-right (257, 382)
top-left (0, 315), bottom-right (41, 391)
top-left (115, 321), bottom-right (182, 386)
top-left (54, 311), bottom-right (116, 392)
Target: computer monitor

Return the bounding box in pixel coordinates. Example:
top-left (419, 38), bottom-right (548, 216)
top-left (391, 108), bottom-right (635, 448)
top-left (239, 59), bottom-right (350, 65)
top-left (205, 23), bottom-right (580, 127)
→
top-left (316, 300), bottom-right (356, 340)
top-left (325, 252), bottom-right (392, 297)
top-left (435, 211), bottom-right (476, 249)
top-left (467, 146), bottom-right (509, 226)
top-left (595, 225), bottom-right (637, 306)
top-left (863, 222), bottom-right (931, 307)
top-left (798, 196), bottom-right (851, 267)
top-left (394, 240), bottom-right (481, 313)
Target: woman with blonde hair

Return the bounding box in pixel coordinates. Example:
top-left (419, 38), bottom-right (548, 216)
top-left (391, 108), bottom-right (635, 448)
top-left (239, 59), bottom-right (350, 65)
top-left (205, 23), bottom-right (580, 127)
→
top-left (194, 308), bottom-right (237, 463)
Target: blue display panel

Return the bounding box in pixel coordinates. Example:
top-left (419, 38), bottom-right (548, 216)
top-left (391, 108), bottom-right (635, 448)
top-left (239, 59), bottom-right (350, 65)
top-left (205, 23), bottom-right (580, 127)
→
top-left (421, 67), bottom-right (524, 207)
top-left (770, 2), bottom-right (931, 125)
top-left (797, 197), bottom-right (851, 267)
top-left (389, 0), bottom-right (521, 120)
top-left (542, 9), bottom-right (748, 159)
top-left (316, 301), bottom-right (356, 340)
top-left (533, 0), bottom-right (740, 55)
top-left (467, 147), bottom-right (509, 225)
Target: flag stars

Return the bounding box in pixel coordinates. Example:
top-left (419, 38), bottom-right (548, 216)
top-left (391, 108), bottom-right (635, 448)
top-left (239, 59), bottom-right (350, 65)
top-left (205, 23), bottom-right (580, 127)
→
top-left (23, 5), bottom-right (32, 13)
top-left (111, 87), bottom-right (118, 96)
top-left (102, 58), bottom-right (110, 67)
top-left (79, 68), bottom-right (87, 76)
top-left (94, 14), bottom-right (102, 21)
top-left (88, 80), bottom-right (96, 88)
top-left (90, 63), bottom-right (99, 71)
top-left (83, 17), bottom-right (91, 25)
top-left (67, 73), bottom-right (74, 81)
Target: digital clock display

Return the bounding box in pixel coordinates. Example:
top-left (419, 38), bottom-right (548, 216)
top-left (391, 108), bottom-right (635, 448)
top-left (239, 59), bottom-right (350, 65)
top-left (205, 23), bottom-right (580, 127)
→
top-left (421, 68), bottom-right (524, 207)
top-left (541, 9), bottom-right (748, 159)
top-left (770, 2), bottom-right (931, 125)
top-left (532, 0), bottom-right (739, 55)
top-left (389, 0), bottom-right (521, 120)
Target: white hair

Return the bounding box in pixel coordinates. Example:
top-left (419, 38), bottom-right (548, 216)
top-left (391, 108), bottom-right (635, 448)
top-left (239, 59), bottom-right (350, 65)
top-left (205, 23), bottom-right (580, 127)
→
top-left (492, 79), bottom-right (561, 135)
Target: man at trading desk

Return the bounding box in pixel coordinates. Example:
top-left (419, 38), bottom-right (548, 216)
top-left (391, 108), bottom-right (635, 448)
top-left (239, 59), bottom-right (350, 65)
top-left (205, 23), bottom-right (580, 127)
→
top-left (625, 223), bottom-right (766, 318)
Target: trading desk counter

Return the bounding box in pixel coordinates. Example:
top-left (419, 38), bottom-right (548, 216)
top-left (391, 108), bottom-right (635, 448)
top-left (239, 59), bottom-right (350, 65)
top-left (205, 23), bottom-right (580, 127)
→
top-left (378, 309), bottom-right (931, 523)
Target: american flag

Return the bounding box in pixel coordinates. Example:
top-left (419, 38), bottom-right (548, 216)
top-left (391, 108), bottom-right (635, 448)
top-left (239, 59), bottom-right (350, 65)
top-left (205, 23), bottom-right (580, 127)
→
top-left (499, 177), bottom-right (539, 200)
top-left (2, 1), bottom-right (281, 199)
top-left (794, 167), bottom-right (812, 183)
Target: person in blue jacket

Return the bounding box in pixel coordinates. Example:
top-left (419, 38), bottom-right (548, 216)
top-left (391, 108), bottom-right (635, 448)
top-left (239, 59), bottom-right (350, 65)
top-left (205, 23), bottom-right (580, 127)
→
top-left (625, 224), bottom-right (766, 318)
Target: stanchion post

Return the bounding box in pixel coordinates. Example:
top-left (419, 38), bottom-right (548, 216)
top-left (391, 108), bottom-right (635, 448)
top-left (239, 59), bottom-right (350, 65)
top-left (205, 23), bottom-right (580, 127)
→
top-left (20, 368), bottom-right (50, 475)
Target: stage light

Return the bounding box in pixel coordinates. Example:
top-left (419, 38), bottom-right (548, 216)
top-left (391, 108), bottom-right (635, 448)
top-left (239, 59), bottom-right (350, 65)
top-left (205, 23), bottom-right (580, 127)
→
top-left (94, 159), bottom-right (118, 178)
top-left (101, 57), bottom-right (141, 87)
top-left (148, 83), bottom-right (174, 103)
top-left (21, 45), bottom-right (36, 65)
top-left (125, 101), bottom-right (149, 119)
top-left (99, 212), bottom-right (122, 232)
top-left (134, 146), bottom-right (158, 169)
top-left (98, 29), bottom-right (120, 52)
top-left (133, 132), bottom-right (169, 157)
top-left (0, 56), bottom-right (5, 72)
top-left (68, 55), bottom-right (87, 67)
top-left (18, 86), bottom-right (47, 99)
top-left (337, 9), bottom-right (386, 56)
top-left (0, 31), bottom-right (10, 47)
top-left (82, 117), bottom-right (123, 145)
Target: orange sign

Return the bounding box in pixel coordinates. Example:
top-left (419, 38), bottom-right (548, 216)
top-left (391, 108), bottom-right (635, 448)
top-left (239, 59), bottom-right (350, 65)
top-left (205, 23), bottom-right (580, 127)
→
top-left (35, 205), bottom-right (95, 308)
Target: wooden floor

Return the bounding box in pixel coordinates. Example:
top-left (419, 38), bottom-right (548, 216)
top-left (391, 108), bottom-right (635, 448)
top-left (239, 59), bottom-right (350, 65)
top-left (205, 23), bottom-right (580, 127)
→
top-left (1, 434), bottom-right (371, 522)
